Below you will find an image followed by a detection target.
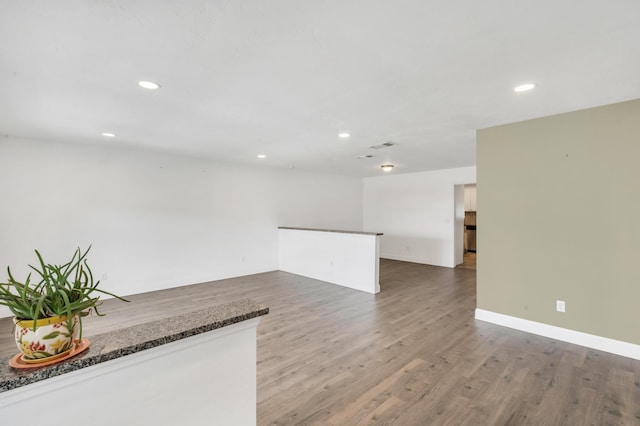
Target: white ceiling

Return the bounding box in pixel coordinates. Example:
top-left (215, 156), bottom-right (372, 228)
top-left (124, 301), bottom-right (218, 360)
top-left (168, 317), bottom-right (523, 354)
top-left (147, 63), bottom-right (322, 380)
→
top-left (1, 1), bottom-right (639, 177)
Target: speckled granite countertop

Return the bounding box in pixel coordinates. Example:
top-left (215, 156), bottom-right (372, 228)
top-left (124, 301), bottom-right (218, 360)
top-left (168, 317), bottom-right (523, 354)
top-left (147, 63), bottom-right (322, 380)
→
top-left (0, 299), bottom-right (268, 393)
top-left (278, 227), bottom-right (383, 236)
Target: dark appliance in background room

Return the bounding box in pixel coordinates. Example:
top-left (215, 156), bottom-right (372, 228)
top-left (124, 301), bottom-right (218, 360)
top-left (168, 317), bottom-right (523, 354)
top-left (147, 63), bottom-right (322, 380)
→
top-left (464, 211), bottom-right (476, 253)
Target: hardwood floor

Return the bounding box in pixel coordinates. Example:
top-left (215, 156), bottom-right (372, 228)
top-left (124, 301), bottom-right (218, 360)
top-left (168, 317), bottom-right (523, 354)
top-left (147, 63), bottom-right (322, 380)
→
top-left (1, 259), bottom-right (639, 424)
top-left (457, 252), bottom-right (476, 270)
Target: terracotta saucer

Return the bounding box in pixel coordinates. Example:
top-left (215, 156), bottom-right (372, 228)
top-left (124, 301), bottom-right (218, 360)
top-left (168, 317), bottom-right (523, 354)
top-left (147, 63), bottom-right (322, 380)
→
top-left (9, 339), bottom-right (90, 369)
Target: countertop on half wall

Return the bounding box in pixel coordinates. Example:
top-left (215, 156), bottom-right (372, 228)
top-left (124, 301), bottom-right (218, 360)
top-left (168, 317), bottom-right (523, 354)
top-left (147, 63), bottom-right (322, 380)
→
top-left (278, 226), bottom-right (383, 236)
top-left (0, 298), bottom-right (268, 392)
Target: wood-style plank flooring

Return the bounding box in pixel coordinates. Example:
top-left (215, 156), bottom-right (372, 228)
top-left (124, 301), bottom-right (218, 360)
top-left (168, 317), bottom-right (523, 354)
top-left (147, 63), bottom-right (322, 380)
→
top-left (457, 252), bottom-right (476, 270)
top-left (1, 259), bottom-right (639, 425)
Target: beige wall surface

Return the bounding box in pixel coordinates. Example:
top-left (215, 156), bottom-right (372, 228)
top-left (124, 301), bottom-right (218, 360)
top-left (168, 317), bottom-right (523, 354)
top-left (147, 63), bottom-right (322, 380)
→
top-left (477, 99), bottom-right (640, 345)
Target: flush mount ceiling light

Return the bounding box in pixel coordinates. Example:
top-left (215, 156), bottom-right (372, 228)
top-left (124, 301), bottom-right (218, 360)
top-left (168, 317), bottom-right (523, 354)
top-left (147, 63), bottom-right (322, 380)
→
top-left (381, 164), bottom-right (395, 172)
top-left (257, 154), bottom-right (266, 159)
top-left (514, 83), bottom-right (536, 92)
top-left (338, 132), bottom-right (350, 138)
top-left (101, 132), bottom-right (116, 137)
top-left (138, 80), bottom-right (160, 90)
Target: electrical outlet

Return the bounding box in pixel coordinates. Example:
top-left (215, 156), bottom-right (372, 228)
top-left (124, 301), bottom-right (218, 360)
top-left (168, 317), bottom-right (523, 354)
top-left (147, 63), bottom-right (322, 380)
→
top-left (556, 300), bottom-right (565, 313)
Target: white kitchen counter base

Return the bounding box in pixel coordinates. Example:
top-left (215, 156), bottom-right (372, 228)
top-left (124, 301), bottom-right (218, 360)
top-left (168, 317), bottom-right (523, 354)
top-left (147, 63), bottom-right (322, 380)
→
top-left (0, 300), bottom-right (268, 426)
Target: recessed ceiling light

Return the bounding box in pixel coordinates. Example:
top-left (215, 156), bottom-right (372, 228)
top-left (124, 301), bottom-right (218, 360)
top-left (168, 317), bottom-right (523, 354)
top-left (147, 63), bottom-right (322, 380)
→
top-left (138, 80), bottom-right (160, 90)
top-left (102, 132), bottom-right (116, 138)
top-left (514, 83), bottom-right (536, 92)
top-left (338, 132), bottom-right (350, 138)
top-left (381, 164), bottom-right (394, 172)
top-left (257, 154), bottom-right (266, 159)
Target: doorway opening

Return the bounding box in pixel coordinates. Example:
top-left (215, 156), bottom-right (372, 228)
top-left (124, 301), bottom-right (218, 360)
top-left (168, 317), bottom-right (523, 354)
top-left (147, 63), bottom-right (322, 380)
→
top-left (455, 183), bottom-right (476, 270)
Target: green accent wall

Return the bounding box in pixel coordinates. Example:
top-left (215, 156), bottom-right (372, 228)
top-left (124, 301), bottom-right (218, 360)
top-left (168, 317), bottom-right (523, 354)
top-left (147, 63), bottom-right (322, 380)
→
top-left (477, 98), bottom-right (640, 345)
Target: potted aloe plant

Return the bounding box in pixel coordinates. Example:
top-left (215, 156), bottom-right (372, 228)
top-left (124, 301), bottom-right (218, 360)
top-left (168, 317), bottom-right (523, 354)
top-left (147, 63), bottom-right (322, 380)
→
top-left (0, 246), bottom-right (128, 363)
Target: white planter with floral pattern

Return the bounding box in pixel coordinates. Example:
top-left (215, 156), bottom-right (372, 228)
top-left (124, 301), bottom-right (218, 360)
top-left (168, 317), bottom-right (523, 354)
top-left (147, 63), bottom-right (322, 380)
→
top-left (14, 315), bottom-right (78, 361)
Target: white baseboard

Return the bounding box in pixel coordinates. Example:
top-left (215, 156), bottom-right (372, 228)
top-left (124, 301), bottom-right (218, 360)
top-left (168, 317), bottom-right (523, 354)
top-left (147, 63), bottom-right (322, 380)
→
top-left (380, 254), bottom-right (453, 268)
top-left (475, 308), bottom-right (640, 361)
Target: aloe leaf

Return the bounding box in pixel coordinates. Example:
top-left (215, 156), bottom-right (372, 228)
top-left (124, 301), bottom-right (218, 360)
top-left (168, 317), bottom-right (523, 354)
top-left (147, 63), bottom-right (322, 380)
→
top-left (57, 289), bottom-right (73, 320)
top-left (33, 250), bottom-right (51, 286)
top-left (93, 287), bottom-right (130, 302)
top-left (31, 293), bottom-right (48, 330)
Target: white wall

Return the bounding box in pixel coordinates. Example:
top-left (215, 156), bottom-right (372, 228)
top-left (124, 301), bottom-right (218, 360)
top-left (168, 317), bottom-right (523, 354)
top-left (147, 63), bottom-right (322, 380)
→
top-left (363, 167), bottom-right (476, 268)
top-left (0, 137), bottom-right (362, 317)
top-left (279, 229), bottom-right (380, 294)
